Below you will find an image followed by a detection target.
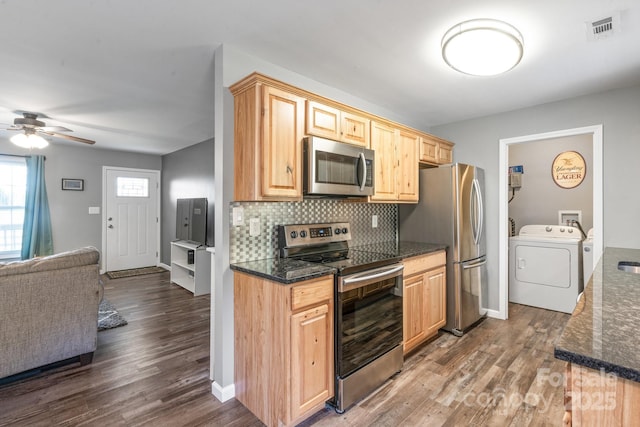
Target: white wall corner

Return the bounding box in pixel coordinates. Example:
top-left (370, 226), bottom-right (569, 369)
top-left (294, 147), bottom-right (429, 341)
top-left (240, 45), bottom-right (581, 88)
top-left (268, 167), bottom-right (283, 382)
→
top-left (211, 381), bottom-right (235, 402)
top-left (486, 308), bottom-right (506, 320)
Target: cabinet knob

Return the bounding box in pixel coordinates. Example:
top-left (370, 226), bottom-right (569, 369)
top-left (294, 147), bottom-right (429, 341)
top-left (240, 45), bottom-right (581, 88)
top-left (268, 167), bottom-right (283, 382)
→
top-left (286, 165), bottom-right (293, 174)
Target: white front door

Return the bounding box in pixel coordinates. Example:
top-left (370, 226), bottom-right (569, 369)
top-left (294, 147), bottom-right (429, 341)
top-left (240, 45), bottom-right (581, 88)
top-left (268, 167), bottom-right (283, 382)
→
top-left (103, 167), bottom-right (160, 272)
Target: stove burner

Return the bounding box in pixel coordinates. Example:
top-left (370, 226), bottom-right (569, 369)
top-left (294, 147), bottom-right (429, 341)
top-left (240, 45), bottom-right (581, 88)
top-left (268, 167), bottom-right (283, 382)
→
top-left (298, 251), bottom-right (349, 264)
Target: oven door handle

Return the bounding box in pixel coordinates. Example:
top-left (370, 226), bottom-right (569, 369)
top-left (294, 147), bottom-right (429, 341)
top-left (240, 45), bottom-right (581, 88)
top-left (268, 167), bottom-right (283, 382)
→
top-left (340, 264), bottom-right (404, 292)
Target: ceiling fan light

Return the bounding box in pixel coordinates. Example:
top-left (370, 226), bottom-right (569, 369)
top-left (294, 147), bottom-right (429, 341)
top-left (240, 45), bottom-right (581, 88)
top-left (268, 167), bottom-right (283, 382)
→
top-left (10, 132), bottom-right (49, 149)
top-left (442, 19), bottom-right (524, 76)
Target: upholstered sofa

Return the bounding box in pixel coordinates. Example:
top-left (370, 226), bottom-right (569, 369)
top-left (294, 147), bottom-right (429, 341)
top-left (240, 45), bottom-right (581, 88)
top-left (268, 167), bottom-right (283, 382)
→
top-left (0, 247), bottom-right (102, 379)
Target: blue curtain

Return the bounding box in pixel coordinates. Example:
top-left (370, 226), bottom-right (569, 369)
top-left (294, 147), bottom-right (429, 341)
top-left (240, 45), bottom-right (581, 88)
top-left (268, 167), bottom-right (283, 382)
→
top-left (21, 155), bottom-right (53, 259)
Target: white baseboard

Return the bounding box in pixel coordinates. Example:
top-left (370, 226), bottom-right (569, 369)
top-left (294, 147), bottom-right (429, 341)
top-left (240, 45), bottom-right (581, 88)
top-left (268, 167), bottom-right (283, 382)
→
top-left (158, 263), bottom-right (171, 271)
top-left (211, 381), bottom-right (235, 402)
top-left (486, 308), bottom-right (506, 320)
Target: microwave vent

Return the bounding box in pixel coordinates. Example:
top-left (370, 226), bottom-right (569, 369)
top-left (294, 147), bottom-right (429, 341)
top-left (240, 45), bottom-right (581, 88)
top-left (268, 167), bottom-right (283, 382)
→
top-left (586, 12), bottom-right (620, 41)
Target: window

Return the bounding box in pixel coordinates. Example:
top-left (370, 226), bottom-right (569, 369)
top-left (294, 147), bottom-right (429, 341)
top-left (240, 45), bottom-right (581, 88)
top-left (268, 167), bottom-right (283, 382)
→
top-left (116, 177), bottom-right (149, 198)
top-left (0, 156), bottom-right (27, 259)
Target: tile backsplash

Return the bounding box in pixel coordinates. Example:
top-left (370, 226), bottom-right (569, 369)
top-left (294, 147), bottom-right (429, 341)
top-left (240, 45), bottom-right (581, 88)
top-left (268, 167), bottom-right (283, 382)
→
top-left (230, 200), bottom-right (397, 263)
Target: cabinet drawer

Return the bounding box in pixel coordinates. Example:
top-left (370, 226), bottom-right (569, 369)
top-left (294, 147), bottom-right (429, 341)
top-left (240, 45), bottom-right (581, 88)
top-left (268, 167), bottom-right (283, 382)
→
top-left (291, 277), bottom-right (333, 311)
top-left (403, 251), bottom-right (446, 277)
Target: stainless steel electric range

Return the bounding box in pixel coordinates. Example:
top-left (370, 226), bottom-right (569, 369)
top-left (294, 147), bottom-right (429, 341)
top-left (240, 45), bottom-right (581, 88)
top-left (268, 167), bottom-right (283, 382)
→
top-left (278, 222), bottom-right (404, 412)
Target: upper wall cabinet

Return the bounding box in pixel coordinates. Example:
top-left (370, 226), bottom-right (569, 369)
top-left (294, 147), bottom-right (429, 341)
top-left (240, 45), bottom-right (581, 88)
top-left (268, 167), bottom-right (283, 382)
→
top-left (420, 134), bottom-right (454, 166)
top-left (231, 74), bottom-right (305, 201)
top-left (370, 121), bottom-right (419, 203)
top-left (306, 100), bottom-right (370, 147)
top-left (230, 72), bottom-right (454, 202)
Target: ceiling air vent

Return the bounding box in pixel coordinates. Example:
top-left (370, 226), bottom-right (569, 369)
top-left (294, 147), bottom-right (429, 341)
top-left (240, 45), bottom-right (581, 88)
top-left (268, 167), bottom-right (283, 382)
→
top-left (586, 12), bottom-right (621, 41)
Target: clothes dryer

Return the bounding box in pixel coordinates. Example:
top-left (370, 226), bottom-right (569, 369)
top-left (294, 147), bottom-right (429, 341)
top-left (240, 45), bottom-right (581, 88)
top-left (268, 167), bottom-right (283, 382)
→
top-left (509, 225), bottom-right (583, 314)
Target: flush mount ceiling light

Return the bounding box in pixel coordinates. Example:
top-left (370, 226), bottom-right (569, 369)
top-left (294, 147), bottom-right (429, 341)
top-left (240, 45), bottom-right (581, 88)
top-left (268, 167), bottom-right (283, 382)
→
top-left (10, 129), bottom-right (49, 149)
top-left (442, 18), bottom-right (524, 76)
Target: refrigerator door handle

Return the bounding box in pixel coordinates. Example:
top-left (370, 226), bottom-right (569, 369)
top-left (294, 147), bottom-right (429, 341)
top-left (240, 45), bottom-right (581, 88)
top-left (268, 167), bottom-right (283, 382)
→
top-left (476, 178), bottom-right (484, 244)
top-left (470, 178), bottom-right (480, 245)
top-left (462, 258), bottom-right (487, 270)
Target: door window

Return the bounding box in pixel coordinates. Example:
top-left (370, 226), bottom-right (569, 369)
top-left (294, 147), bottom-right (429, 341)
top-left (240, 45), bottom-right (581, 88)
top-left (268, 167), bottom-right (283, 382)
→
top-left (116, 177), bottom-right (149, 198)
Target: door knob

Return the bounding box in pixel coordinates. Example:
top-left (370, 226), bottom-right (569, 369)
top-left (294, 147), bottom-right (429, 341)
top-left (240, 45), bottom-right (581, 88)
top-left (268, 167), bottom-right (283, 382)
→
top-left (108, 225), bottom-right (114, 229)
top-left (108, 217), bottom-right (113, 221)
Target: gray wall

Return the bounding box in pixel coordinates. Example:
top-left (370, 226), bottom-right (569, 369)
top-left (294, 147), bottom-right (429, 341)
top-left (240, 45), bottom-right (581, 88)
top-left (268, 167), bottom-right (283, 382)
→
top-left (432, 84), bottom-right (640, 311)
top-left (509, 134), bottom-right (593, 234)
top-left (160, 138), bottom-right (215, 265)
top-left (0, 141), bottom-right (161, 255)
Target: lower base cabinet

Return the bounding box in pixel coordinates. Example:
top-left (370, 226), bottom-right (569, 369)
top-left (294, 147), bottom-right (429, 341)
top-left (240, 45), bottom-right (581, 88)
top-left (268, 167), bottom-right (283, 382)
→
top-left (564, 362), bottom-right (640, 426)
top-left (402, 251), bottom-right (447, 354)
top-left (234, 272), bottom-right (334, 426)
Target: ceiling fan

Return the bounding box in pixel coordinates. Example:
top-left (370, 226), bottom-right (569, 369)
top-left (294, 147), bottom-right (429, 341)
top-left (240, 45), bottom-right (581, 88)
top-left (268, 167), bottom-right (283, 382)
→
top-left (4, 111), bottom-right (95, 148)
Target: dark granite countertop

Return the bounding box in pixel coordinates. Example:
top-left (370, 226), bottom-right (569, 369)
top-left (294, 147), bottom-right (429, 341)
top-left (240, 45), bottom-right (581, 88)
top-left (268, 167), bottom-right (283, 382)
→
top-left (555, 247), bottom-right (640, 382)
top-left (353, 241), bottom-right (448, 258)
top-left (230, 241), bottom-right (446, 285)
top-left (230, 258), bottom-right (335, 284)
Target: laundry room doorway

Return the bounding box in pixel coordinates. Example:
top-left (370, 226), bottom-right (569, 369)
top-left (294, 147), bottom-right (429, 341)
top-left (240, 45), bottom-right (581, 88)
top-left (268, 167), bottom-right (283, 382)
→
top-left (497, 125), bottom-right (603, 320)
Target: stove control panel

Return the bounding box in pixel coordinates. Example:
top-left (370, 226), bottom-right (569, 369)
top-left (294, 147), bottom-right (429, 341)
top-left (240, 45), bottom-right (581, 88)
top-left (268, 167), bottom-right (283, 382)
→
top-left (279, 222), bottom-right (351, 248)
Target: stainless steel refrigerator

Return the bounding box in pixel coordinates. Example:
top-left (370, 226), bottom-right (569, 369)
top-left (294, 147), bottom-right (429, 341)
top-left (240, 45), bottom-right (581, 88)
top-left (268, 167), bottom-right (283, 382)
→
top-left (399, 163), bottom-right (488, 336)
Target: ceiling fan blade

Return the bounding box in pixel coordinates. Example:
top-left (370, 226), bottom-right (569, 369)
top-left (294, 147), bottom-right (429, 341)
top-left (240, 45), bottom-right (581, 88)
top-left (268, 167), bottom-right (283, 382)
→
top-left (39, 126), bottom-right (72, 132)
top-left (4, 126), bottom-right (22, 131)
top-left (41, 131), bottom-right (96, 145)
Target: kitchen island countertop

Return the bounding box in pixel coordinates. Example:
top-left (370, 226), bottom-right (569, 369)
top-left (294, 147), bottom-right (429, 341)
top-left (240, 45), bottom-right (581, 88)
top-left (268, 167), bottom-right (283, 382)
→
top-left (230, 241), bottom-right (446, 284)
top-left (555, 247), bottom-right (640, 382)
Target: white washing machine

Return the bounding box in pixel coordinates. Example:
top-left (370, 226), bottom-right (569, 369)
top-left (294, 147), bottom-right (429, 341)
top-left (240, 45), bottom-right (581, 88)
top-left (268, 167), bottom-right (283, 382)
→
top-left (509, 224), bottom-right (583, 314)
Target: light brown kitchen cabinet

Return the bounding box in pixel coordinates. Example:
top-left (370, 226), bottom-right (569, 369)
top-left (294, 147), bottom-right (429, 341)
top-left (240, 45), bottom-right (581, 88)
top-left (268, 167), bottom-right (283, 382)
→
top-left (396, 129), bottom-right (420, 202)
top-left (231, 72), bottom-right (455, 202)
top-left (563, 362), bottom-right (640, 426)
top-left (234, 272), bottom-right (334, 427)
top-left (230, 74), bottom-right (305, 201)
top-left (420, 134), bottom-right (454, 166)
top-left (402, 251), bottom-right (447, 354)
top-left (306, 100), bottom-right (370, 147)
top-left (370, 121), bottom-right (419, 202)
top-left (370, 121), bottom-right (397, 201)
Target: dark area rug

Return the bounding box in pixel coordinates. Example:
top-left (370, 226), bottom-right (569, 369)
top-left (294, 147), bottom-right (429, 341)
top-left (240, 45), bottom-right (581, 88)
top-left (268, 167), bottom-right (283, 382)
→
top-left (106, 266), bottom-right (166, 279)
top-left (98, 299), bottom-right (128, 331)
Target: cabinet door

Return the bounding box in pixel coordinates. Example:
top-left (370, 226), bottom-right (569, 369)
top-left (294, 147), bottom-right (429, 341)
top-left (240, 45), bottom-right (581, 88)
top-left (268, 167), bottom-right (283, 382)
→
top-left (425, 266), bottom-right (446, 338)
top-left (403, 273), bottom-right (427, 354)
top-left (306, 100), bottom-right (340, 140)
top-left (341, 111), bottom-right (370, 147)
top-left (438, 143), bottom-right (453, 164)
top-left (291, 303), bottom-right (332, 420)
top-left (370, 120), bottom-right (397, 201)
top-left (262, 85), bottom-right (305, 198)
top-left (420, 136), bottom-right (438, 164)
top-left (396, 129), bottom-right (419, 202)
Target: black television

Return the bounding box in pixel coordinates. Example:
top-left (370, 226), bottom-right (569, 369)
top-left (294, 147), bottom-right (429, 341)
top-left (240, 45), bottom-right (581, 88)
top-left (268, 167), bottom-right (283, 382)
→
top-left (176, 198), bottom-right (208, 246)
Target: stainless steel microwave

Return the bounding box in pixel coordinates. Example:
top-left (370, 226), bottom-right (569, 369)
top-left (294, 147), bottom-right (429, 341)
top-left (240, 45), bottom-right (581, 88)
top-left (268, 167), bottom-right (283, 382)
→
top-left (303, 136), bottom-right (375, 197)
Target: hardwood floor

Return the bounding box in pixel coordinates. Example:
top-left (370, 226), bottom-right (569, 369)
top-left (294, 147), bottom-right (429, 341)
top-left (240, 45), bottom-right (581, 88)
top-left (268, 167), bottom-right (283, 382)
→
top-left (0, 271), bottom-right (569, 426)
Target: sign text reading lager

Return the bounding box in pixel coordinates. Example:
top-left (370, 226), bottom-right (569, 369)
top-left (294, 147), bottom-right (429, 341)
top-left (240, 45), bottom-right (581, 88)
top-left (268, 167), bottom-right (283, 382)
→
top-left (552, 151), bottom-right (586, 189)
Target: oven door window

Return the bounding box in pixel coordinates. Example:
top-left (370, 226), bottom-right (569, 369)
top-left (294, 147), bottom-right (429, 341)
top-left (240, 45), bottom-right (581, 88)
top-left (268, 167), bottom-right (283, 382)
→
top-left (337, 277), bottom-right (403, 378)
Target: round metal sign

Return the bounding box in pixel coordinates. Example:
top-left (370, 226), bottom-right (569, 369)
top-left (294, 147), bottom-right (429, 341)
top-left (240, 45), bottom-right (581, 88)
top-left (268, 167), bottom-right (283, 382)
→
top-left (551, 151), bottom-right (586, 189)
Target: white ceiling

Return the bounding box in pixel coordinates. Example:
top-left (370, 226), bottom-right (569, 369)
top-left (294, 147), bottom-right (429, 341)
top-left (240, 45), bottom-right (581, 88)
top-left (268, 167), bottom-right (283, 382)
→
top-left (1, 0), bottom-right (639, 155)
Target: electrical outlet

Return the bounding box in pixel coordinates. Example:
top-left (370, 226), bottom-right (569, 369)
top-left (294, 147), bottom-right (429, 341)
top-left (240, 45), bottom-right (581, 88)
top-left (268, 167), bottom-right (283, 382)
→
top-left (232, 206), bottom-right (244, 226)
top-left (249, 217), bottom-right (261, 236)
top-left (372, 215), bottom-right (378, 228)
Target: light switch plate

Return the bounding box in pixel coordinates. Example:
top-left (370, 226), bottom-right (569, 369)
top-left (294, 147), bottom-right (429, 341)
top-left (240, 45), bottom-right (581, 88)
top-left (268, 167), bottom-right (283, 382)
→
top-left (372, 215), bottom-right (378, 228)
top-left (88, 206), bottom-right (100, 215)
top-left (232, 207), bottom-right (244, 226)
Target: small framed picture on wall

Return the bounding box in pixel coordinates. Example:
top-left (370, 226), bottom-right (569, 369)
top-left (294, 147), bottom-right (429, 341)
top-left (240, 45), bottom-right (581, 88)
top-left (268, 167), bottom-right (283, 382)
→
top-left (62, 178), bottom-right (84, 191)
